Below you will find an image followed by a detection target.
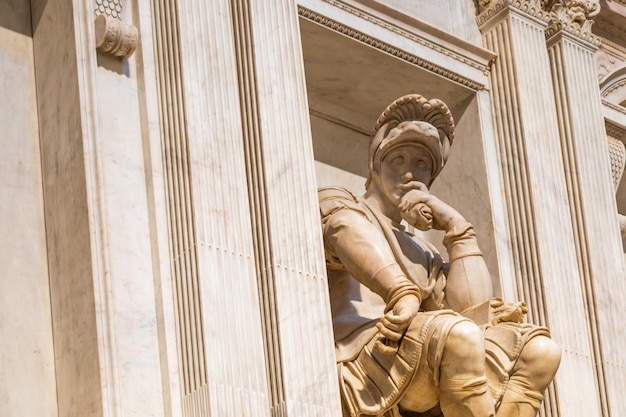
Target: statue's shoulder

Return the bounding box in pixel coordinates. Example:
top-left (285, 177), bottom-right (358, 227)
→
top-left (318, 186), bottom-right (358, 203)
top-left (317, 186), bottom-right (368, 220)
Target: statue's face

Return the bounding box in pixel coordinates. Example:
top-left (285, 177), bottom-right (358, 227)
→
top-left (377, 144), bottom-right (433, 207)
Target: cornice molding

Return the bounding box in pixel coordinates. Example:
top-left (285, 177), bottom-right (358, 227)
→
top-left (297, 6), bottom-right (487, 91)
top-left (593, 15), bottom-right (626, 47)
top-left (314, 0), bottom-right (492, 74)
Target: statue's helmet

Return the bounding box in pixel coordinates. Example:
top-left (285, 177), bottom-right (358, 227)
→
top-left (367, 94), bottom-right (455, 188)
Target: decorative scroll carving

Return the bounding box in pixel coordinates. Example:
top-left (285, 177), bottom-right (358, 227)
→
top-left (94, 13), bottom-right (138, 59)
top-left (94, 0), bottom-right (138, 59)
top-left (544, 0), bottom-right (601, 45)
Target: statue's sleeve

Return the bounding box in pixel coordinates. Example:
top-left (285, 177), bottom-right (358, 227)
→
top-left (319, 186), bottom-right (370, 270)
top-left (318, 187), bottom-right (421, 309)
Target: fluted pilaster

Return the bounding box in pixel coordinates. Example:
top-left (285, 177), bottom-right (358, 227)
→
top-left (231, 0), bottom-right (341, 415)
top-left (168, 0), bottom-right (272, 415)
top-left (547, 24), bottom-right (626, 417)
top-left (479, 3), bottom-right (601, 416)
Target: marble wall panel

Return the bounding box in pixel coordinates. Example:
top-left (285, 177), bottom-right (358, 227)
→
top-left (0, 2), bottom-right (58, 416)
top-left (31, 0), bottom-right (168, 415)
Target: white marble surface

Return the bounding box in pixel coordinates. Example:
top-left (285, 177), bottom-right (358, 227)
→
top-left (0, 4), bottom-right (58, 416)
top-left (30, 0), bottom-right (168, 415)
top-left (362, 0), bottom-right (482, 44)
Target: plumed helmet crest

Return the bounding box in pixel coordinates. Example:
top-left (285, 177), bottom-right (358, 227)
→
top-left (367, 94), bottom-right (455, 188)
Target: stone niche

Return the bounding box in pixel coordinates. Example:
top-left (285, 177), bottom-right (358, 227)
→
top-left (298, 13), bottom-right (503, 293)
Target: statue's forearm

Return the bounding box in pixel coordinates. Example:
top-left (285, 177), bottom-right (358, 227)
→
top-left (445, 256), bottom-right (493, 312)
top-left (443, 221), bottom-right (493, 312)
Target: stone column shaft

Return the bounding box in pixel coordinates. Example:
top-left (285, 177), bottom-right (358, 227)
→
top-left (547, 24), bottom-right (626, 416)
top-left (478, 3), bottom-right (601, 416)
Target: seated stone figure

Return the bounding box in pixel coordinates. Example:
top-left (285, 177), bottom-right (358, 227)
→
top-left (318, 94), bottom-right (561, 417)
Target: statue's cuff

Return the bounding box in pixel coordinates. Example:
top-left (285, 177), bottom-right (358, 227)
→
top-left (384, 287), bottom-right (422, 314)
top-left (368, 263), bottom-right (422, 312)
top-left (443, 221), bottom-right (482, 260)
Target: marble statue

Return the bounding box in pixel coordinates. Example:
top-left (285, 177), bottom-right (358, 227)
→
top-left (318, 94), bottom-right (561, 417)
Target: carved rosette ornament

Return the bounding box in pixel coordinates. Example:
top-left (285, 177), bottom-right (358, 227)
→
top-left (94, 0), bottom-right (138, 59)
top-left (544, 0), bottom-right (601, 44)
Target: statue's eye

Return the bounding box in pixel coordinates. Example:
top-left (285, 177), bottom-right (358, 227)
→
top-left (390, 156), bottom-right (405, 166)
top-left (416, 159), bottom-right (428, 169)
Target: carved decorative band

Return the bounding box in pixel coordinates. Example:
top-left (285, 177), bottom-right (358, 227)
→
top-left (477, 0), bottom-right (550, 27)
top-left (603, 99), bottom-right (626, 115)
top-left (601, 79), bottom-right (626, 99)
top-left (545, 21), bottom-right (600, 46)
top-left (297, 6), bottom-right (486, 91)
top-left (606, 121), bottom-right (626, 141)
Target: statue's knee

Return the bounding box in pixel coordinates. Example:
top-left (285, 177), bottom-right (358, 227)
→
top-left (448, 320), bottom-right (484, 348)
top-left (443, 320), bottom-right (485, 367)
top-left (516, 335), bottom-right (561, 388)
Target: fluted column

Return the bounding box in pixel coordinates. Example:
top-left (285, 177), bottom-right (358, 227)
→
top-left (477, 2), bottom-right (601, 416)
top-left (230, 0), bottom-right (342, 415)
top-left (545, 2), bottom-right (626, 415)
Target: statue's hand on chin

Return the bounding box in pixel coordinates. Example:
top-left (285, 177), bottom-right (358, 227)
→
top-left (399, 186), bottom-right (465, 232)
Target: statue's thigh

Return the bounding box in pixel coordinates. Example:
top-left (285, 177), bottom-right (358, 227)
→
top-left (397, 312), bottom-right (466, 413)
top-left (397, 345), bottom-right (439, 412)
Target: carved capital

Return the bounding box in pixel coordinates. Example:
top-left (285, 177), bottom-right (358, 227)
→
top-left (544, 0), bottom-right (601, 45)
top-left (477, 0), bottom-right (551, 27)
top-left (94, 14), bottom-right (138, 59)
